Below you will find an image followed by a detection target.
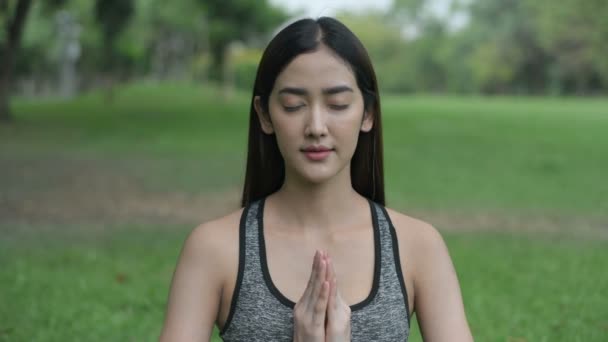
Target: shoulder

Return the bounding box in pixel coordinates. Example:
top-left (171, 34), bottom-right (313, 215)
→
top-left (189, 207), bottom-right (244, 246)
top-left (384, 206), bottom-right (444, 250)
top-left (181, 207), bottom-right (245, 273)
top-left (383, 207), bottom-right (473, 339)
top-left (160, 207), bottom-right (246, 341)
top-left (383, 207), bottom-right (450, 278)
top-left (186, 207), bottom-right (244, 252)
top-left (384, 207), bottom-right (472, 339)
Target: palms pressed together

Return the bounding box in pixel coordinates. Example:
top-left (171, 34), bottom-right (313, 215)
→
top-left (293, 251), bottom-right (351, 342)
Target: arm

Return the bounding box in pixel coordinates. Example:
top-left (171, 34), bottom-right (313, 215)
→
top-left (159, 222), bottom-right (226, 342)
top-left (413, 225), bottom-right (473, 342)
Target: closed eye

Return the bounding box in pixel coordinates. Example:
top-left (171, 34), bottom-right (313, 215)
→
top-left (283, 105), bottom-right (303, 112)
top-left (330, 104), bottom-right (349, 111)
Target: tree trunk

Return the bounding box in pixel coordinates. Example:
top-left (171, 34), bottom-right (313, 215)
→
top-left (0, 0), bottom-right (33, 123)
top-left (0, 67), bottom-right (12, 122)
top-left (210, 41), bottom-right (235, 100)
top-left (101, 37), bottom-right (116, 103)
top-left (222, 43), bottom-right (234, 100)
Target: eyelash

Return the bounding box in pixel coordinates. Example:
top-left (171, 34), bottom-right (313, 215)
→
top-left (283, 105), bottom-right (349, 112)
top-left (283, 106), bottom-right (302, 112)
top-left (330, 105), bottom-right (349, 111)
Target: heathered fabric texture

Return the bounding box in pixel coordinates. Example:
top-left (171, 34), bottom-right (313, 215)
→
top-left (220, 197), bottom-right (410, 341)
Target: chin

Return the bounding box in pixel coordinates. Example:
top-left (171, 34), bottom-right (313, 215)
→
top-left (301, 173), bottom-right (334, 185)
top-left (292, 163), bottom-right (347, 185)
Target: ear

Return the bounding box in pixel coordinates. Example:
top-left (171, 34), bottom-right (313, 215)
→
top-left (360, 109), bottom-right (374, 132)
top-left (254, 96), bottom-right (274, 134)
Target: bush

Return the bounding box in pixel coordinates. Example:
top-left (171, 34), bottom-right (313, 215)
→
top-left (232, 48), bottom-right (262, 91)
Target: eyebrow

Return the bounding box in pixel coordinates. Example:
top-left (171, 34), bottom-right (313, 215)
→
top-left (278, 85), bottom-right (354, 96)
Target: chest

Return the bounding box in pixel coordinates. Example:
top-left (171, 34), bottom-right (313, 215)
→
top-left (263, 225), bottom-right (376, 306)
top-left (221, 222), bottom-right (411, 341)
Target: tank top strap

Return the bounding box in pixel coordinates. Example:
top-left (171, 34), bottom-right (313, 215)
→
top-left (237, 198), bottom-right (265, 293)
top-left (220, 199), bottom-right (266, 336)
top-left (370, 201), bottom-right (411, 323)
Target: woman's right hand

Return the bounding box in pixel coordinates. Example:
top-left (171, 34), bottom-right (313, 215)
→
top-left (325, 256), bottom-right (351, 342)
top-left (293, 250), bottom-right (330, 342)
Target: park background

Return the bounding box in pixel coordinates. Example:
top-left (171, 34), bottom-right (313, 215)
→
top-left (1, 0), bottom-right (607, 341)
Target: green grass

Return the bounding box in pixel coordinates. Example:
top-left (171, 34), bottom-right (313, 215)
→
top-left (1, 82), bottom-right (607, 341)
top-left (3, 82), bottom-right (607, 214)
top-left (381, 95), bottom-right (608, 215)
top-left (1, 228), bottom-right (606, 341)
top-left (0, 226), bottom-right (182, 341)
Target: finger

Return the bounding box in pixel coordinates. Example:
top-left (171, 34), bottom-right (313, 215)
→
top-left (312, 280), bottom-right (329, 326)
top-left (305, 253), bottom-right (326, 312)
top-left (334, 276), bottom-right (342, 301)
top-left (328, 277), bottom-right (337, 317)
top-left (334, 277), bottom-right (347, 310)
top-left (309, 258), bottom-right (327, 302)
top-left (330, 272), bottom-right (339, 309)
top-left (301, 250), bottom-right (319, 301)
top-left (328, 261), bottom-right (337, 310)
top-left (326, 255), bottom-right (335, 282)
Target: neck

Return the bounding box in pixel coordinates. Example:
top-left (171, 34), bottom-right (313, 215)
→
top-left (268, 166), bottom-right (366, 233)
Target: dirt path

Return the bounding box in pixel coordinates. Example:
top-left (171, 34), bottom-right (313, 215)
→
top-left (1, 156), bottom-right (606, 239)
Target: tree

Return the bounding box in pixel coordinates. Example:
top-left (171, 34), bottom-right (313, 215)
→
top-left (200, 0), bottom-right (286, 83)
top-left (386, 0), bottom-right (456, 93)
top-left (94, 0), bottom-right (134, 97)
top-left (461, 0), bottom-right (550, 94)
top-left (337, 11), bottom-right (412, 93)
top-left (531, 0), bottom-right (608, 94)
top-left (390, 0), bottom-right (427, 27)
top-left (0, 0), bottom-right (71, 122)
top-left (130, 0), bottom-right (207, 80)
top-left (388, 0), bottom-right (608, 94)
top-left (0, 0), bottom-right (33, 122)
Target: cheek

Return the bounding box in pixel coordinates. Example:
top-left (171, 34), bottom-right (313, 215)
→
top-left (271, 114), bottom-right (299, 137)
top-left (269, 116), bottom-right (300, 156)
top-left (332, 113), bottom-right (365, 141)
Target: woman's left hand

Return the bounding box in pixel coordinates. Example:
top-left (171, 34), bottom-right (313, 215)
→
top-left (324, 254), bottom-right (351, 342)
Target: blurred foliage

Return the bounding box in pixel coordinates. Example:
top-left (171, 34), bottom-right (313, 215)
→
top-left (200, 0), bottom-right (286, 81)
top-left (338, 0), bottom-right (608, 95)
top-left (6, 0), bottom-right (608, 97)
top-left (532, 0), bottom-right (608, 93)
top-left (385, 0), bottom-right (608, 94)
top-left (11, 0), bottom-right (285, 89)
top-left (338, 12), bottom-right (413, 93)
top-left (231, 47), bottom-right (262, 91)
top-left (94, 0), bottom-right (135, 79)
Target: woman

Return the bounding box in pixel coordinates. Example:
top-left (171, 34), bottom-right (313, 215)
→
top-left (160, 17), bottom-right (473, 342)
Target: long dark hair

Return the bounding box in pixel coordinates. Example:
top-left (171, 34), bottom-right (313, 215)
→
top-left (241, 17), bottom-right (385, 207)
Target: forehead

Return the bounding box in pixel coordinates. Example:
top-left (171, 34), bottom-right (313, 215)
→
top-left (273, 46), bottom-right (357, 91)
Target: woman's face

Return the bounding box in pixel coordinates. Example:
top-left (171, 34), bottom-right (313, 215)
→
top-left (255, 45), bottom-right (374, 185)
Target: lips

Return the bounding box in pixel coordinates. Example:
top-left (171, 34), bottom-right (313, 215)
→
top-left (301, 146), bottom-right (333, 152)
top-left (301, 146), bottom-right (334, 161)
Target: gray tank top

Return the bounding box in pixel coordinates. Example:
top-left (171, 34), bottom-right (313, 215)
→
top-left (220, 197), bottom-right (410, 341)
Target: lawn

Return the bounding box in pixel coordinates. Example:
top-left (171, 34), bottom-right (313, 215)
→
top-left (1, 82), bottom-right (607, 341)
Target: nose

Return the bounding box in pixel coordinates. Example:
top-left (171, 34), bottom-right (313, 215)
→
top-left (304, 103), bottom-right (328, 138)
